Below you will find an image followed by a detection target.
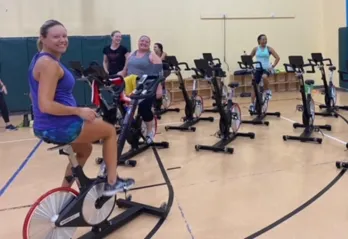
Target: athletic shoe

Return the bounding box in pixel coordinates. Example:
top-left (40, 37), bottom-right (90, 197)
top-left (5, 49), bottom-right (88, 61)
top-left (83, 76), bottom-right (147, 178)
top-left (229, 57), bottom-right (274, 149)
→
top-left (146, 130), bottom-right (155, 144)
top-left (249, 104), bottom-right (255, 112)
top-left (6, 124), bottom-right (18, 131)
top-left (266, 90), bottom-right (272, 100)
top-left (103, 177), bottom-right (135, 196)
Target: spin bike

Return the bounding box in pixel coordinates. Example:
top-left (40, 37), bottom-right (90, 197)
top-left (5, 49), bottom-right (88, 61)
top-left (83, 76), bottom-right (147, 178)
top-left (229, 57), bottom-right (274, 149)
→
top-left (283, 56), bottom-right (331, 144)
top-left (308, 53), bottom-right (338, 117)
top-left (153, 62), bottom-right (180, 118)
top-left (70, 62), bottom-right (169, 167)
top-left (201, 53), bottom-right (228, 113)
top-left (22, 74), bottom-right (174, 239)
top-left (238, 55), bottom-right (281, 126)
top-left (164, 55), bottom-right (214, 132)
top-left (193, 59), bottom-right (255, 154)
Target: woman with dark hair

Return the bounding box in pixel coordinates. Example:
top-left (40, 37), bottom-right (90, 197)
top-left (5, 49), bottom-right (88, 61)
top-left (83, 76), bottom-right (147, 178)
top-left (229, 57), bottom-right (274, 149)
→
top-left (154, 43), bottom-right (167, 61)
top-left (29, 20), bottom-right (134, 196)
top-left (103, 30), bottom-right (130, 75)
top-left (0, 79), bottom-right (17, 130)
top-left (249, 34), bottom-right (280, 112)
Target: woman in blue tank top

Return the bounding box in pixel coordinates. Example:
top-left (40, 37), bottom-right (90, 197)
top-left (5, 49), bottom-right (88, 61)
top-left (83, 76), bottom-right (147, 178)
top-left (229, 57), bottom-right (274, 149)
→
top-left (249, 34), bottom-right (280, 112)
top-left (118, 35), bottom-right (163, 143)
top-left (29, 20), bottom-right (134, 196)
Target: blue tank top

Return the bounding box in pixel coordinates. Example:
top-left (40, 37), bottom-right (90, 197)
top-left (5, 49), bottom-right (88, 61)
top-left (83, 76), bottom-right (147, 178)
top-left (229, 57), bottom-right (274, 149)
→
top-left (255, 46), bottom-right (271, 69)
top-left (28, 52), bottom-right (81, 131)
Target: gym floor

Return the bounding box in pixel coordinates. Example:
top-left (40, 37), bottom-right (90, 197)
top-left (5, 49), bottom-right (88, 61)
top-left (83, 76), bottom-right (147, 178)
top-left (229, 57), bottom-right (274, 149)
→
top-left (1, 90), bottom-right (348, 239)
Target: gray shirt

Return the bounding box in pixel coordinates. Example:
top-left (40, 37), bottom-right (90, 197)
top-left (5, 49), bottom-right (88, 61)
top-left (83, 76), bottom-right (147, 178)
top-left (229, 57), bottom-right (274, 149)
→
top-left (127, 51), bottom-right (162, 76)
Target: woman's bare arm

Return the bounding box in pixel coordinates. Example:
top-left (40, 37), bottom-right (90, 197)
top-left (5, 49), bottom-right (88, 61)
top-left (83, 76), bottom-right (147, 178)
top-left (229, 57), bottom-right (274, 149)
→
top-left (103, 55), bottom-right (109, 74)
top-left (36, 57), bottom-right (79, 116)
top-left (150, 52), bottom-right (162, 64)
top-left (269, 46), bottom-right (280, 68)
top-left (161, 52), bottom-right (167, 61)
top-left (250, 47), bottom-right (257, 57)
top-left (118, 51), bottom-right (134, 76)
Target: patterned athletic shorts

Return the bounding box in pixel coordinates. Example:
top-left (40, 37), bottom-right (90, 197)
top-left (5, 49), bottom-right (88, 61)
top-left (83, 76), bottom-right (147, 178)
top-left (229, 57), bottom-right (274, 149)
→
top-left (34, 119), bottom-right (84, 144)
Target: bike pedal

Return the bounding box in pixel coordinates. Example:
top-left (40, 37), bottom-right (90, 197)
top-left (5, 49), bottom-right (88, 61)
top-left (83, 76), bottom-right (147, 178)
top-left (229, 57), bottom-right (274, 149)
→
top-left (296, 104), bottom-right (304, 112)
top-left (231, 112), bottom-right (239, 120)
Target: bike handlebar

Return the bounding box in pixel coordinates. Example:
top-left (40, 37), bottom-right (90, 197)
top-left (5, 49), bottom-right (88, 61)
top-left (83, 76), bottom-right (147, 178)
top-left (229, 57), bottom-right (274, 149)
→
top-left (308, 57), bottom-right (333, 66)
top-left (212, 58), bottom-right (221, 65)
top-left (130, 75), bottom-right (164, 100)
top-left (177, 62), bottom-right (191, 71)
top-left (238, 60), bottom-right (263, 71)
top-left (322, 58), bottom-right (333, 66)
top-left (284, 62), bottom-right (315, 74)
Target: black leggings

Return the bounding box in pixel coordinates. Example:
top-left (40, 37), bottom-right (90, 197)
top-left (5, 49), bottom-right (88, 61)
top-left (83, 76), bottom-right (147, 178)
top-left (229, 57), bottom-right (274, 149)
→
top-left (0, 92), bottom-right (9, 123)
top-left (138, 97), bottom-right (154, 122)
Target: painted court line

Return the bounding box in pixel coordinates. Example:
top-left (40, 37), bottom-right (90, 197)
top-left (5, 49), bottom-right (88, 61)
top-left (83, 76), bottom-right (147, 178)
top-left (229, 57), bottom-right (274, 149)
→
top-left (0, 138), bottom-right (37, 144)
top-left (0, 139), bottom-right (43, 197)
top-left (281, 116), bottom-right (347, 145)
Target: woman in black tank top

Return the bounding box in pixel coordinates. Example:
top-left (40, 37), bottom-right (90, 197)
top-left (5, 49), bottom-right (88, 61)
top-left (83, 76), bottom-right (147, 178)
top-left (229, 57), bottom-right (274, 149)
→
top-left (102, 30), bottom-right (130, 75)
top-left (154, 43), bottom-right (167, 61)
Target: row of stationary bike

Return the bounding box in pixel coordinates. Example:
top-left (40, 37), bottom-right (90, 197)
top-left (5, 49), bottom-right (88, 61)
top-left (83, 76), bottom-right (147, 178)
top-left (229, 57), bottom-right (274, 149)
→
top-left (22, 51), bottom-right (348, 239)
top-left (162, 52), bottom-right (348, 151)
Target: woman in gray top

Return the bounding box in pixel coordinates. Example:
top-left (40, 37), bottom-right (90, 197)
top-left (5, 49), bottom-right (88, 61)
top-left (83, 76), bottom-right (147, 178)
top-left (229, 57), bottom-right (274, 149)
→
top-left (118, 35), bottom-right (162, 142)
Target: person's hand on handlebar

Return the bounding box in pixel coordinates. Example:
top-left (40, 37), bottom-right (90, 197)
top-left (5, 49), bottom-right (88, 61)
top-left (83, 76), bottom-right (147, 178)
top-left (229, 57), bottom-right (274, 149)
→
top-left (77, 107), bottom-right (98, 122)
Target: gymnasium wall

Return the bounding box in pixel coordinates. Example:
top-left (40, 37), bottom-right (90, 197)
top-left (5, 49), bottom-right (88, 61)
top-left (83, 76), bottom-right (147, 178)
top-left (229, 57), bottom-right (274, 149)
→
top-left (0, 0), bottom-right (346, 83)
top-left (322, 0), bottom-right (346, 73)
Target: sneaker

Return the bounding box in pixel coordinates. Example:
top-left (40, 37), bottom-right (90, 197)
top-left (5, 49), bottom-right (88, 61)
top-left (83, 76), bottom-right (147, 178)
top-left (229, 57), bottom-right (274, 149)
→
top-left (146, 131), bottom-right (155, 144)
top-left (103, 177), bottom-right (135, 197)
top-left (249, 104), bottom-right (254, 112)
top-left (266, 90), bottom-right (272, 100)
top-left (6, 124), bottom-right (18, 131)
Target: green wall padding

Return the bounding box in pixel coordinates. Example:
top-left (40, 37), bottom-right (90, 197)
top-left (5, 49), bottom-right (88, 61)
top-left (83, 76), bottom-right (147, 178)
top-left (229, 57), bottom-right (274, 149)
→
top-left (339, 27), bottom-right (348, 89)
top-left (62, 37), bottom-right (86, 106)
top-left (0, 34), bottom-right (131, 112)
top-left (0, 38), bottom-right (31, 112)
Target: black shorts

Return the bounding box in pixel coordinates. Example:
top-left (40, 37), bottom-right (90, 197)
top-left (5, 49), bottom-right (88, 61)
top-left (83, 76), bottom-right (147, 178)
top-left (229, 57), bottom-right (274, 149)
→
top-left (254, 69), bottom-right (271, 84)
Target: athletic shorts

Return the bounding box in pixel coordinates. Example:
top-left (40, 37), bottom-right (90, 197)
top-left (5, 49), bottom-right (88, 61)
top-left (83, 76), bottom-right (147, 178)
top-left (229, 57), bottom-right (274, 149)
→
top-left (34, 119), bottom-right (84, 145)
top-left (254, 69), bottom-right (272, 84)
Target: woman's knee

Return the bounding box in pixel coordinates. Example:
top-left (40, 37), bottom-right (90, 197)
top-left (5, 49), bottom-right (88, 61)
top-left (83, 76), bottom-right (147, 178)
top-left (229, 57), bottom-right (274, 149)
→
top-left (75, 119), bottom-right (116, 143)
top-left (139, 100), bottom-right (154, 122)
top-left (72, 143), bottom-right (92, 159)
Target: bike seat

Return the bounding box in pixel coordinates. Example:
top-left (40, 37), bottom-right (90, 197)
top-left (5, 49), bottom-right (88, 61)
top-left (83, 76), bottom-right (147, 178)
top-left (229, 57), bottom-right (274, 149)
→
top-left (228, 82), bottom-right (239, 88)
top-left (44, 139), bottom-right (70, 151)
top-left (305, 79), bottom-right (315, 85)
top-left (329, 66), bottom-right (336, 71)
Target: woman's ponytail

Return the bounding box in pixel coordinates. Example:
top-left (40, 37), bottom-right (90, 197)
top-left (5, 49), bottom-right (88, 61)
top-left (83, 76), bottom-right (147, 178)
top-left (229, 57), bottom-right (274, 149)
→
top-left (36, 38), bottom-right (43, 51)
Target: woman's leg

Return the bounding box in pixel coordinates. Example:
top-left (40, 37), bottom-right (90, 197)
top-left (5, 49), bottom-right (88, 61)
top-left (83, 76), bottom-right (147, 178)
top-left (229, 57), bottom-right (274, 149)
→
top-left (0, 92), bottom-right (16, 130)
top-left (138, 98), bottom-right (155, 141)
top-left (61, 143), bottom-right (92, 187)
top-left (262, 71), bottom-right (272, 99)
top-left (250, 70), bottom-right (262, 111)
top-left (73, 118), bottom-right (134, 195)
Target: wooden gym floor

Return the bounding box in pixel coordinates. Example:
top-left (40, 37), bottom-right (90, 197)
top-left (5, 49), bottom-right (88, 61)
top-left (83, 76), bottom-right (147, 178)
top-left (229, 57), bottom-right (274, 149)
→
top-left (1, 91), bottom-right (348, 239)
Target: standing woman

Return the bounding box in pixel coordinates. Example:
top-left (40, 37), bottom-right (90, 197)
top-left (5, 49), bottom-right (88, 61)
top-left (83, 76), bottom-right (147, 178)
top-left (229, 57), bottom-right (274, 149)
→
top-left (103, 30), bottom-right (130, 75)
top-left (118, 36), bottom-right (163, 142)
top-left (154, 43), bottom-right (167, 61)
top-left (249, 34), bottom-right (280, 112)
top-left (0, 79), bottom-right (17, 130)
